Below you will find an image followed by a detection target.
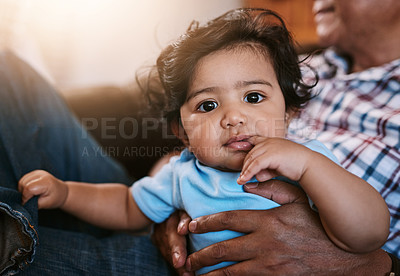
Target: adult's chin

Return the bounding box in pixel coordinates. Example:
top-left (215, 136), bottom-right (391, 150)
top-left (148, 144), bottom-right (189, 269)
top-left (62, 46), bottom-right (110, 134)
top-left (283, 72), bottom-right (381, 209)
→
top-left (316, 21), bottom-right (342, 48)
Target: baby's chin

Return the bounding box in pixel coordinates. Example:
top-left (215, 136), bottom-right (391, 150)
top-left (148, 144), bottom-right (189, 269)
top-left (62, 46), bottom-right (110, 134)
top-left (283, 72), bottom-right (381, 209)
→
top-left (210, 158), bottom-right (245, 172)
top-left (215, 165), bottom-right (242, 172)
top-left (195, 150), bottom-right (247, 172)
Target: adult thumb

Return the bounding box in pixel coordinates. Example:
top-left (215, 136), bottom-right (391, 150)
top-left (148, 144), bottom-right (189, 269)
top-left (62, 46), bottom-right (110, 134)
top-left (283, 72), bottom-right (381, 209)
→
top-left (243, 179), bottom-right (307, 205)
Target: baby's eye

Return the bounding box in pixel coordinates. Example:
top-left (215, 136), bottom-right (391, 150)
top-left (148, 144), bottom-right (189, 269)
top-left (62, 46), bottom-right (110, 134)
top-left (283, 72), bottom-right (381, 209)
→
top-left (244, 92), bottom-right (264, 104)
top-left (198, 101), bottom-right (218, 112)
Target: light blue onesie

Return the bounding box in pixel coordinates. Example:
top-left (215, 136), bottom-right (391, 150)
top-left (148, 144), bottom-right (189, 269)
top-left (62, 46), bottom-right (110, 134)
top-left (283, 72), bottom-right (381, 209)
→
top-left (131, 140), bottom-right (338, 274)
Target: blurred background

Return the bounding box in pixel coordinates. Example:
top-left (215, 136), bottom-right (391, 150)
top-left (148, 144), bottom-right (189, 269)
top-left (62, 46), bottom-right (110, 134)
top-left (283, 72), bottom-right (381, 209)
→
top-left (0, 0), bottom-right (318, 178)
top-left (0, 0), bottom-right (317, 92)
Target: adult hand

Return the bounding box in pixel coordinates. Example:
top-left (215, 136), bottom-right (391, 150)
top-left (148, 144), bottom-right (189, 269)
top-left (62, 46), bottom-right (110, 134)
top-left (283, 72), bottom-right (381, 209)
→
top-left (185, 180), bottom-right (392, 275)
top-left (152, 210), bottom-right (194, 276)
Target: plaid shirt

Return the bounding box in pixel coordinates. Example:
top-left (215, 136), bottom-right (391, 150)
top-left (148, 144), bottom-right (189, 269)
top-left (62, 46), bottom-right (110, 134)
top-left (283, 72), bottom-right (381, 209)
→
top-left (288, 48), bottom-right (400, 256)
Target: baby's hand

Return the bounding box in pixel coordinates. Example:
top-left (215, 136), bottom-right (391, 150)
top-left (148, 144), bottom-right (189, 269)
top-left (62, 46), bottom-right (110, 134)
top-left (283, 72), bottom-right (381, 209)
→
top-left (18, 170), bottom-right (68, 209)
top-left (237, 137), bottom-right (311, 185)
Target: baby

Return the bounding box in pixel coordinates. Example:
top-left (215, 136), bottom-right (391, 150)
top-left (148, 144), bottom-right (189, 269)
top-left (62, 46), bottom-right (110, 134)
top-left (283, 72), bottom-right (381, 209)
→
top-left (19, 8), bottom-right (389, 274)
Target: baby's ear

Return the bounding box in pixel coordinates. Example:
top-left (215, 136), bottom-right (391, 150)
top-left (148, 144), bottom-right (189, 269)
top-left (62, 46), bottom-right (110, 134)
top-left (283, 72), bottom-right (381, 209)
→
top-left (170, 118), bottom-right (190, 147)
top-left (285, 108), bottom-right (298, 125)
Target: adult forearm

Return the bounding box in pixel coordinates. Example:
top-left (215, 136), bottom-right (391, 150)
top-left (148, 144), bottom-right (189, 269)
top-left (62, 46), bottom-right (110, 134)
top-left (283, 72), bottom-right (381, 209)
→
top-left (185, 205), bottom-right (394, 275)
top-left (346, 249), bottom-right (392, 275)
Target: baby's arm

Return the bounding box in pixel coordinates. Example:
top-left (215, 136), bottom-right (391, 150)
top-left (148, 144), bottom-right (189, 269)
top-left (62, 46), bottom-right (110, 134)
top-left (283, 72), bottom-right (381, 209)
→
top-left (238, 137), bottom-right (390, 253)
top-left (18, 170), bottom-right (151, 231)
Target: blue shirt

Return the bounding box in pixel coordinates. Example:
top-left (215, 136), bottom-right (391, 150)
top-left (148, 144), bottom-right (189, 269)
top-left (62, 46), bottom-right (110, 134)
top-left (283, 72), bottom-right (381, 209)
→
top-left (132, 139), bottom-right (338, 274)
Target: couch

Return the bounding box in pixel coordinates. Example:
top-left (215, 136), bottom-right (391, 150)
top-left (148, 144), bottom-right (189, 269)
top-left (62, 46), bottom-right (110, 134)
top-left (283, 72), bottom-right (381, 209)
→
top-left (63, 84), bottom-right (183, 180)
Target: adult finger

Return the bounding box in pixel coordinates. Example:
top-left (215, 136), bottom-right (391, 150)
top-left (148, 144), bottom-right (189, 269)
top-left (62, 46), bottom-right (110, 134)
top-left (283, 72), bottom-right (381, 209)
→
top-left (186, 235), bottom-right (254, 272)
top-left (152, 211), bottom-right (191, 274)
top-left (244, 179), bottom-right (308, 204)
top-left (188, 209), bottom-right (266, 234)
top-left (177, 210), bottom-right (191, 235)
top-left (202, 259), bottom-right (277, 276)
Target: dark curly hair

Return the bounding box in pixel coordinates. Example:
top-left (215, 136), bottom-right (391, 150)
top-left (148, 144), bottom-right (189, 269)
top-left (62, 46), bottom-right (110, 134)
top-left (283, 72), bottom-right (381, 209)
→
top-left (144, 8), bottom-right (316, 122)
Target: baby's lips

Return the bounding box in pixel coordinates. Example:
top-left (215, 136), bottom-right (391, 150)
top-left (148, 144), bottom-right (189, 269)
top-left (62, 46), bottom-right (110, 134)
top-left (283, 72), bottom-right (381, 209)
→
top-left (226, 140), bottom-right (253, 151)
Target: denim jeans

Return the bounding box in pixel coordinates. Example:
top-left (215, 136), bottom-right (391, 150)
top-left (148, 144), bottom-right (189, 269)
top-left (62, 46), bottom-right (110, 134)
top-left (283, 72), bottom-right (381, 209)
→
top-left (0, 51), bottom-right (171, 275)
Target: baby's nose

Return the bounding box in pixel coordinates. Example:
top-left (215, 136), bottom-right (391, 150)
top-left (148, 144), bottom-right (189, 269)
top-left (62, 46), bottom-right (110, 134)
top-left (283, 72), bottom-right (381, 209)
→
top-left (221, 108), bottom-right (247, 128)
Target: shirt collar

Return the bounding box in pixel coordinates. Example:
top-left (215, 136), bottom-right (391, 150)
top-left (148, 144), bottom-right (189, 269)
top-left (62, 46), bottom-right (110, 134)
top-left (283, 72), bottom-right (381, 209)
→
top-left (320, 48), bottom-right (400, 82)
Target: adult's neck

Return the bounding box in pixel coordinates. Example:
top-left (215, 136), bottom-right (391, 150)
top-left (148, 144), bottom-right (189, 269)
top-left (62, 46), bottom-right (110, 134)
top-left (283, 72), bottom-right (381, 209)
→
top-left (341, 26), bottom-right (400, 73)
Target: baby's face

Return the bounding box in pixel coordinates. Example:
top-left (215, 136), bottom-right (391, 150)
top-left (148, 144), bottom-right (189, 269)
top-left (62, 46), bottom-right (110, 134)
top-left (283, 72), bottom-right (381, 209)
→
top-left (180, 48), bottom-right (287, 171)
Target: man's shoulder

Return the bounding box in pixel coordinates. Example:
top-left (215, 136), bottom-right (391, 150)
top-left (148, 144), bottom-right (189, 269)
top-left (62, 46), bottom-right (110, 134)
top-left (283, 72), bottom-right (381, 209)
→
top-left (303, 48), bottom-right (350, 78)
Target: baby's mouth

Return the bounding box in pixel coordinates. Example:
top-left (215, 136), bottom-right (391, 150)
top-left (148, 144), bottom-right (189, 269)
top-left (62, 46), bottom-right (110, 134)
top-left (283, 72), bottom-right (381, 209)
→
top-left (224, 135), bottom-right (253, 151)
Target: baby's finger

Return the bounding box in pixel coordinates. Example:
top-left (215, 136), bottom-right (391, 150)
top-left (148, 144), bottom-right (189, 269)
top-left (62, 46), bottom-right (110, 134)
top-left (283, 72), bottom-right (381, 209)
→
top-left (241, 140), bottom-right (274, 178)
top-left (18, 171), bottom-right (44, 191)
top-left (18, 174), bottom-right (34, 192)
top-left (239, 158), bottom-right (257, 184)
top-left (247, 136), bottom-right (268, 145)
top-left (241, 138), bottom-right (273, 174)
top-left (241, 145), bottom-right (265, 176)
top-left (239, 154), bottom-right (271, 184)
top-left (19, 171), bottom-right (36, 184)
top-left (21, 179), bottom-right (47, 205)
top-left (255, 170), bottom-right (277, 183)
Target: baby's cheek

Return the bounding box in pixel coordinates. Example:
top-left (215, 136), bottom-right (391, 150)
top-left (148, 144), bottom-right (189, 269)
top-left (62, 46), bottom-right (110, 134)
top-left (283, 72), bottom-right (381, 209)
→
top-left (255, 118), bottom-right (286, 138)
top-left (187, 121), bottom-right (218, 143)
